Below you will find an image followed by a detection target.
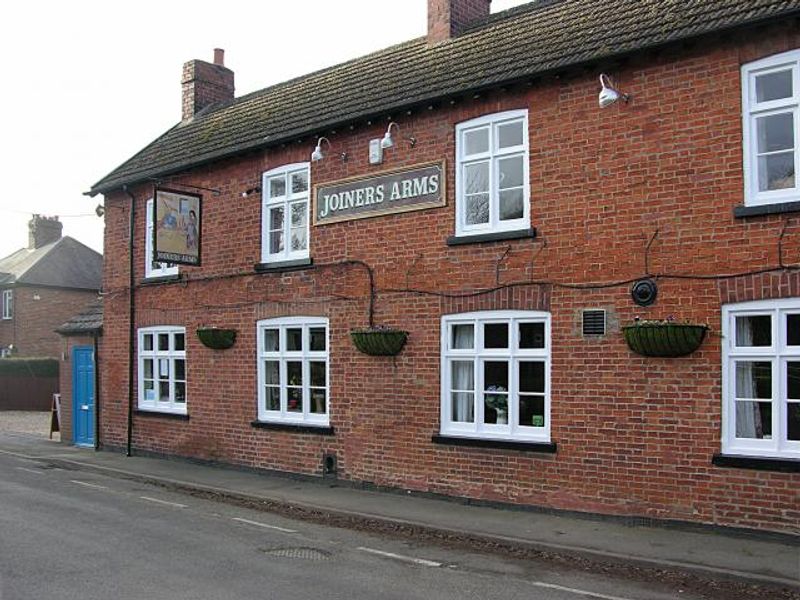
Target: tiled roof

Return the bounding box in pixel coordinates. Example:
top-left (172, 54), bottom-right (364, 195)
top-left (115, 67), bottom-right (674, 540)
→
top-left (0, 238), bottom-right (102, 291)
top-left (89, 0), bottom-right (800, 195)
top-left (56, 301), bottom-right (103, 336)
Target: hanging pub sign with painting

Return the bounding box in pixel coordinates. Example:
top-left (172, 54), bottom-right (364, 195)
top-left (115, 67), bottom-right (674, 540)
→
top-left (153, 188), bottom-right (202, 266)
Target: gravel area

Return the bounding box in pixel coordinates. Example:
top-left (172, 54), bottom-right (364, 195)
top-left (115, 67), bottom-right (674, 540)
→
top-left (0, 411), bottom-right (57, 438)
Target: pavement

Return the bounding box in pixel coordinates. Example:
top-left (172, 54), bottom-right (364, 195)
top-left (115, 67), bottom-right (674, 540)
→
top-left (0, 430), bottom-right (797, 591)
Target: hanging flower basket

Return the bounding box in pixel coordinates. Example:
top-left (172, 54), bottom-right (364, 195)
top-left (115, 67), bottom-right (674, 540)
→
top-left (350, 327), bottom-right (408, 356)
top-left (196, 327), bottom-right (237, 350)
top-left (622, 322), bottom-right (708, 358)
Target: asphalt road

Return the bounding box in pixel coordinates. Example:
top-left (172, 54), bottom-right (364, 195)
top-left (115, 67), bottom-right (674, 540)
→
top-left (0, 451), bottom-right (705, 600)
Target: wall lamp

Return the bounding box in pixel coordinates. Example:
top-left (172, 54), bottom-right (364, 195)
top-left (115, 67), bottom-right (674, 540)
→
top-left (311, 137), bottom-right (347, 162)
top-left (598, 74), bottom-right (630, 108)
top-left (381, 122), bottom-right (416, 149)
top-left (241, 186), bottom-right (261, 198)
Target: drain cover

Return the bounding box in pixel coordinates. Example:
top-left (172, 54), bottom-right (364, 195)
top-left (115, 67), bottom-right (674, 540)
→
top-left (262, 547), bottom-right (332, 561)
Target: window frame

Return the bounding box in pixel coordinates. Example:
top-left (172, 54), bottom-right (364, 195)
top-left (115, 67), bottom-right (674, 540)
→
top-left (1, 289), bottom-right (12, 320)
top-left (440, 310), bottom-right (551, 443)
top-left (722, 299), bottom-right (800, 459)
top-left (455, 110), bottom-right (530, 237)
top-left (256, 316), bottom-right (330, 427)
top-left (261, 163), bottom-right (311, 264)
top-left (741, 49), bottom-right (800, 207)
top-left (145, 198), bottom-right (179, 279)
top-left (137, 326), bottom-right (187, 415)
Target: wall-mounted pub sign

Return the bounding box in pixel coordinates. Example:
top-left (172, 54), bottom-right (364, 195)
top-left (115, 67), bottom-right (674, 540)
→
top-left (153, 188), bottom-right (202, 266)
top-left (314, 161), bottom-right (445, 225)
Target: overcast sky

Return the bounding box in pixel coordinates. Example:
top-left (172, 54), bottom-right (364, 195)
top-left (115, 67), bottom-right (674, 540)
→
top-left (0, 0), bottom-right (528, 259)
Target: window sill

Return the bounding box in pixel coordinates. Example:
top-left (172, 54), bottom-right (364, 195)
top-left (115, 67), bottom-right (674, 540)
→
top-left (251, 420), bottom-right (334, 435)
top-left (712, 453), bottom-right (800, 473)
top-left (134, 409), bottom-right (189, 421)
top-left (254, 258), bottom-right (313, 273)
top-left (432, 434), bottom-right (556, 453)
top-left (140, 274), bottom-right (181, 285)
top-left (446, 228), bottom-right (536, 246)
top-left (733, 201), bottom-right (800, 218)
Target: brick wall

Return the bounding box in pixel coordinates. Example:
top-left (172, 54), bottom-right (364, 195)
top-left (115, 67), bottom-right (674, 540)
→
top-left (99, 24), bottom-right (800, 533)
top-left (0, 286), bottom-right (99, 358)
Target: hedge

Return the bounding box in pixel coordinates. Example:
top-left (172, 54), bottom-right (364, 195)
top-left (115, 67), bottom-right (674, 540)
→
top-left (0, 358), bottom-right (59, 378)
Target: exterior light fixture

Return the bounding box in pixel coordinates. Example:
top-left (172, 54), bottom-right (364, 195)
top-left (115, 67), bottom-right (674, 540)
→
top-left (311, 137), bottom-right (331, 162)
top-left (241, 186), bottom-right (261, 198)
top-left (380, 122), bottom-right (416, 150)
top-left (598, 74), bottom-right (630, 108)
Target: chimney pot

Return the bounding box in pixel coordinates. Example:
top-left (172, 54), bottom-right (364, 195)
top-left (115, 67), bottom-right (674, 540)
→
top-left (213, 48), bottom-right (224, 66)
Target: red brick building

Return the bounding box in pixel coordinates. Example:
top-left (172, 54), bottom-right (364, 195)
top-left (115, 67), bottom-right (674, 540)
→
top-left (88, 0), bottom-right (800, 534)
top-left (0, 216), bottom-right (102, 358)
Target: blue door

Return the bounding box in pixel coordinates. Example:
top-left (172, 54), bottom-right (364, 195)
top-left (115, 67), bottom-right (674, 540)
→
top-left (72, 346), bottom-right (95, 447)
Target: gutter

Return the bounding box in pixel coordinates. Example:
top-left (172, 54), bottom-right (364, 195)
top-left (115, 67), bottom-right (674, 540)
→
top-left (123, 186), bottom-right (136, 457)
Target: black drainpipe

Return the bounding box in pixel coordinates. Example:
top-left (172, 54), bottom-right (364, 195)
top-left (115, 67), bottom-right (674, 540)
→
top-left (123, 186), bottom-right (136, 457)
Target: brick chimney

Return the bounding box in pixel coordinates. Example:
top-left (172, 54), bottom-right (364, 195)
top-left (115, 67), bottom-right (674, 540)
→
top-left (181, 48), bottom-right (235, 121)
top-left (428, 0), bottom-right (491, 44)
top-left (28, 215), bottom-right (63, 249)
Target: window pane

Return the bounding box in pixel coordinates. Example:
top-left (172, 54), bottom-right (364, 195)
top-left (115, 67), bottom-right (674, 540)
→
top-left (464, 162), bottom-right (489, 194)
top-left (788, 362), bottom-right (800, 400)
top-left (310, 361), bottom-right (326, 387)
top-left (499, 189), bottom-right (524, 221)
top-left (451, 360), bottom-right (474, 391)
top-left (735, 315), bottom-right (771, 347)
top-left (310, 389), bottom-right (326, 414)
top-left (756, 70), bottom-right (793, 103)
top-left (158, 334), bottom-right (169, 351)
top-left (484, 361), bottom-right (508, 389)
top-left (270, 206), bottom-right (284, 230)
top-left (265, 386), bottom-right (280, 411)
top-left (174, 333), bottom-right (185, 351)
top-left (143, 334), bottom-right (153, 351)
top-left (497, 121), bottom-right (524, 149)
top-left (519, 395), bottom-right (545, 428)
top-left (788, 403), bottom-right (800, 441)
top-left (174, 382), bottom-right (186, 404)
top-left (451, 392), bottom-right (474, 423)
top-left (144, 380), bottom-right (155, 401)
top-left (464, 128), bottom-right (489, 155)
top-left (735, 361), bottom-right (771, 399)
top-left (451, 324), bottom-right (474, 350)
top-left (520, 361), bottom-right (545, 393)
top-left (735, 401), bottom-right (772, 439)
top-left (263, 329), bottom-right (279, 352)
top-left (757, 113), bottom-right (794, 153)
top-left (291, 227), bottom-right (307, 252)
top-left (286, 328), bottom-right (302, 351)
top-left (158, 381), bottom-right (170, 402)
top-left (270, 231), bottom-right (285, 255)
top-left (498, 156), bottom-right (524, 189)
top-left (287, 387), bottom-right (303, 412)
top-left (310, 327), bottom-right (326, 351)
top-left (788, 314), bottom-right (800, 346)
top-left (174, 359), bottom-right (185, 381)
top-left (291, 202), bottom-right (307, 227)
top-left (519, 322), bottom-right (545, 349)
top-left (143, 359), bottom-right (153, 379)
top-left (264, 361), bottom-right (279, 385)
top-left (758, 151), bottom-right (795, 192)
top-left (291, 171), bottom-right (309, 194)
top-left (287, 361), bottom-right (302, 385)
top-left (269, 176), bottom-right (286, 198)
top-left (484, 323), bottom-right (508, 349)
top-left (465, 194), bottom-right (490, 225)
